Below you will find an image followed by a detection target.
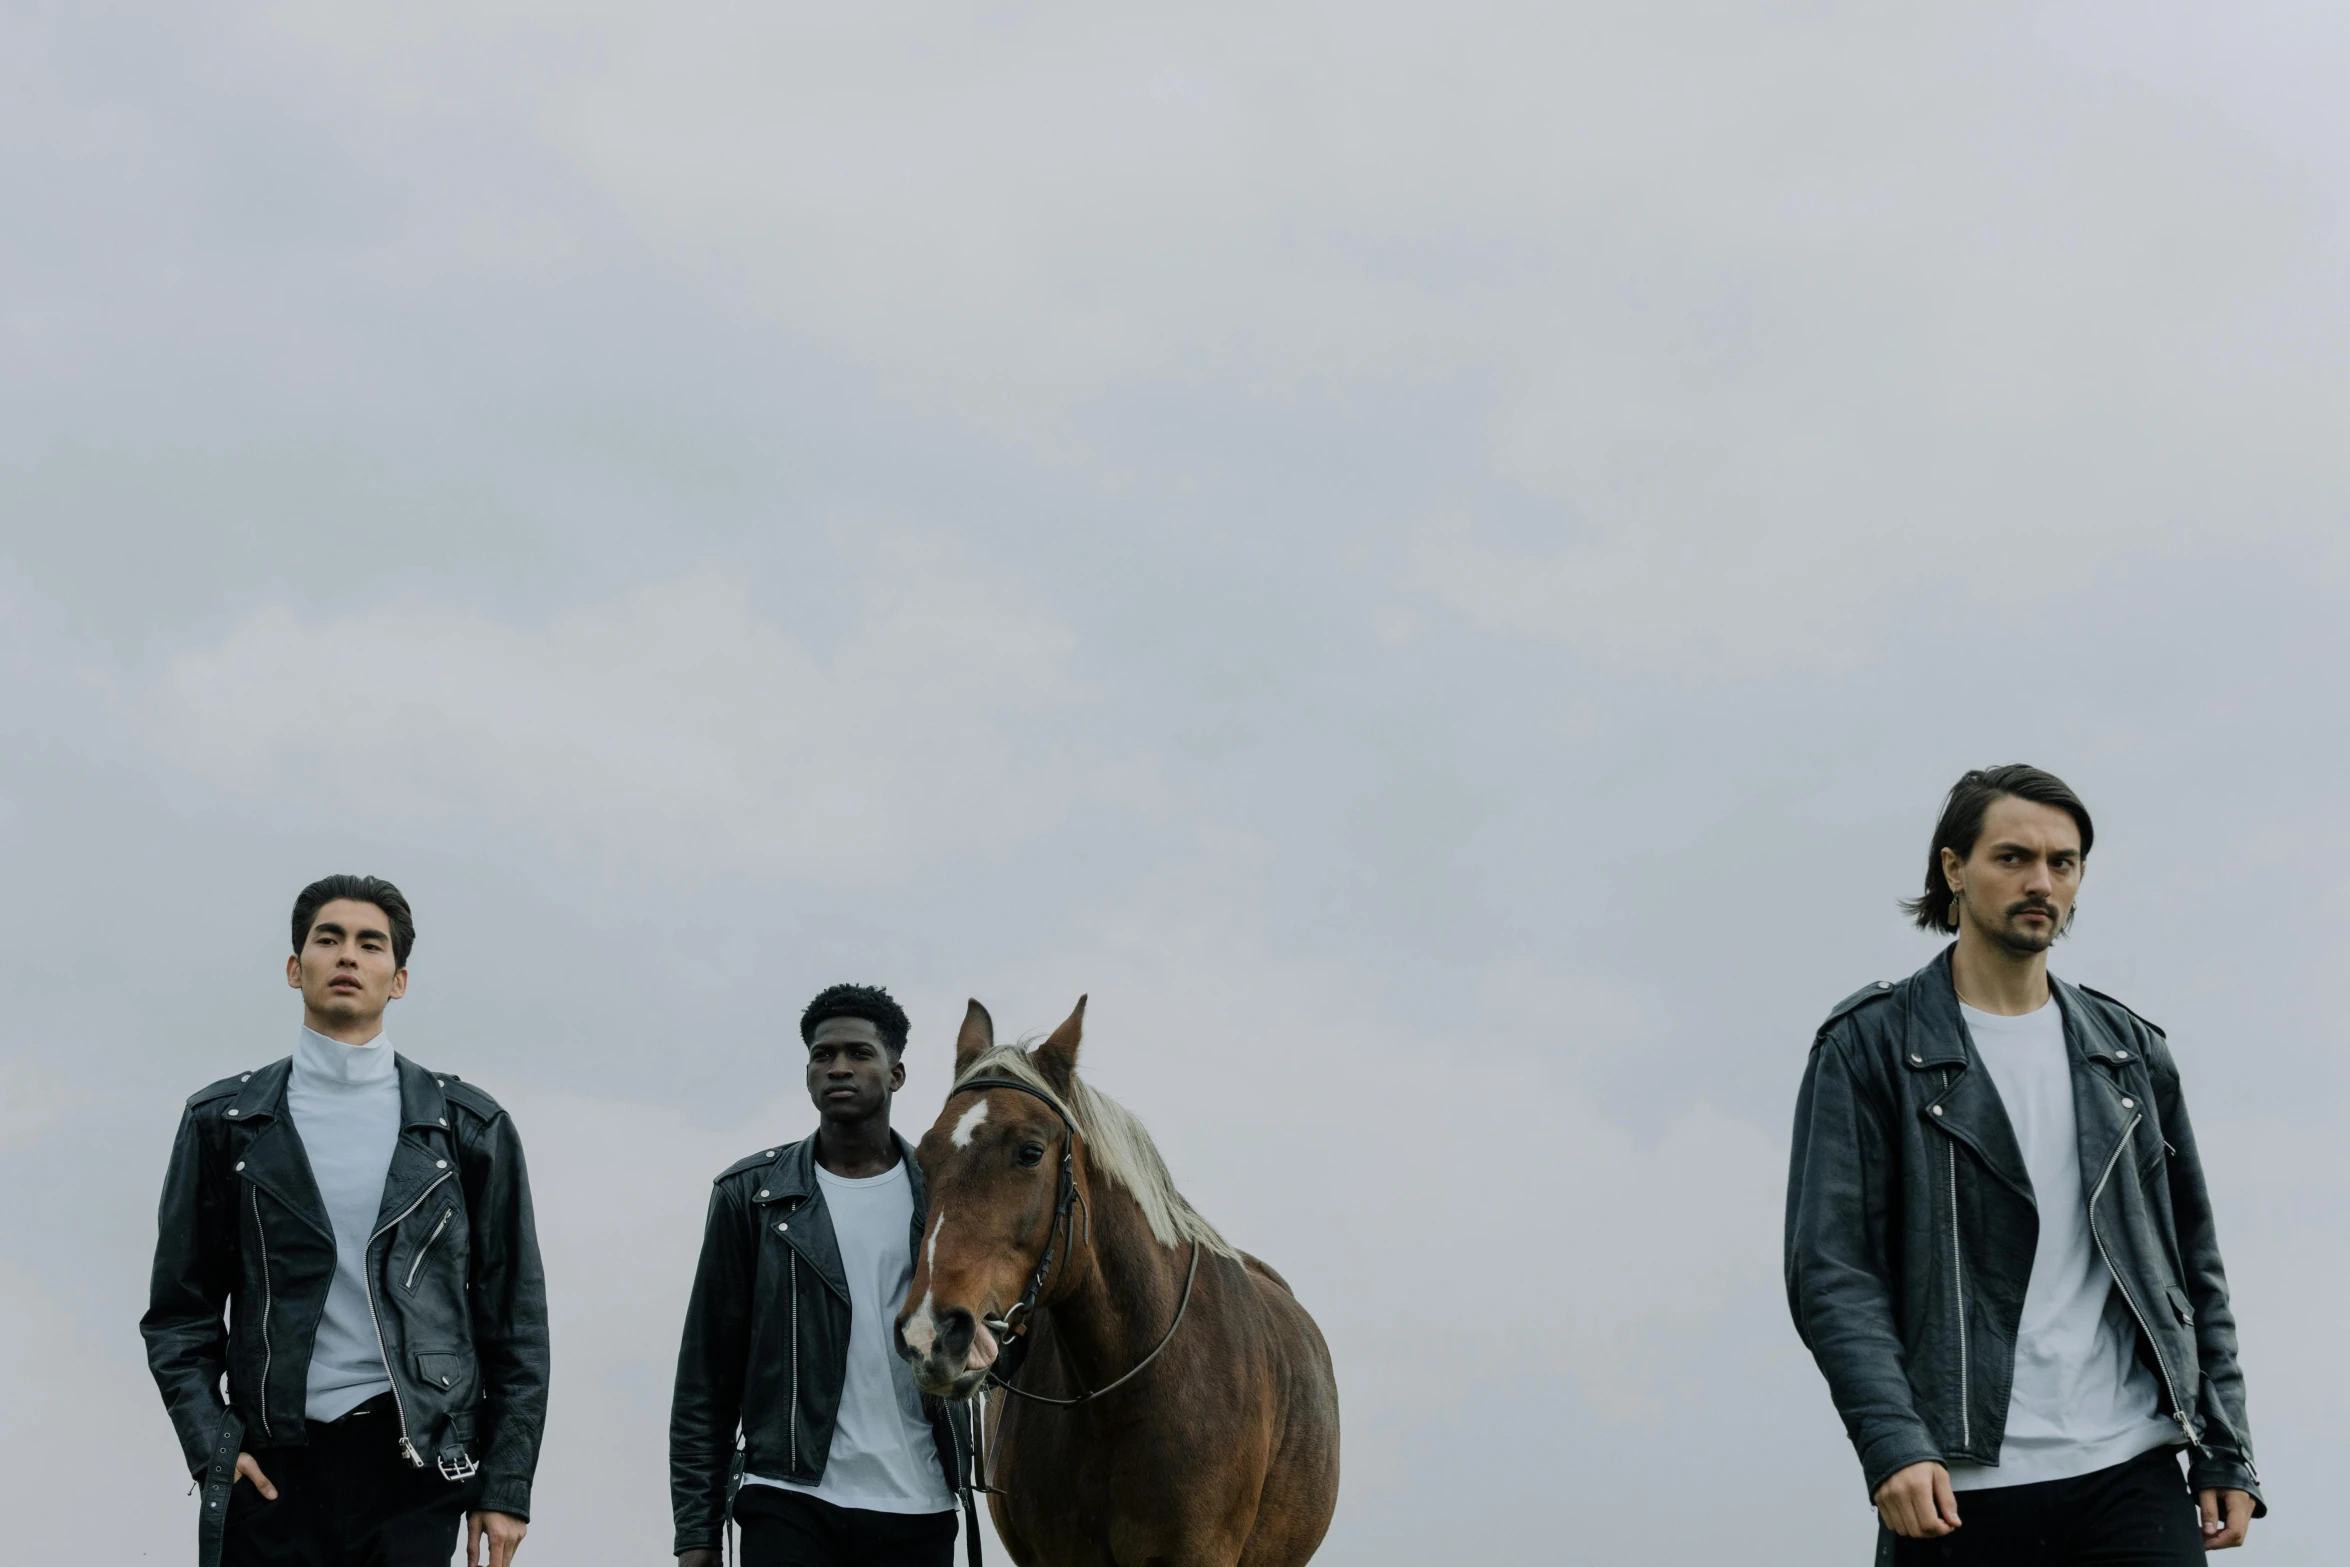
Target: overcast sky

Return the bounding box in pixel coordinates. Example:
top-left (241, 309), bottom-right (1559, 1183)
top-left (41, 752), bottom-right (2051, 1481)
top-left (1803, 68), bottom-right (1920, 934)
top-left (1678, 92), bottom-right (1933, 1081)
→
top-left (5, 3), bottom-right (2348, 1562)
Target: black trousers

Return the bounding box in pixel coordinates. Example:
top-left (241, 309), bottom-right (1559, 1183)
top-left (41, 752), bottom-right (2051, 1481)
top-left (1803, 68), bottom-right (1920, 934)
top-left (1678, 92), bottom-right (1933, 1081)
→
top-left (224, 1395), bottom-right (478, 1567)
top-left (732, 1485), bottom-right (958, 1567)
top-left (1889, 1446), bottom-right (2205, 1567)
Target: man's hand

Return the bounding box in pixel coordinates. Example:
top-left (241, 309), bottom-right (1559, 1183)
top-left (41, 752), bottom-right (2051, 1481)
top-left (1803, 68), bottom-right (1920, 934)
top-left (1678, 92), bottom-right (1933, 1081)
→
top-left (677, 1552), bottom-right (721, 1567)
top-left (1874, 1461), bottom-right (1961, 1539)
top-left (465, 1510), bottom-right (527, 1567)
top-left (2198, 1488), bottom-right (2254, 1550)
top-left (232, 1453), bottom-right (278, 1501)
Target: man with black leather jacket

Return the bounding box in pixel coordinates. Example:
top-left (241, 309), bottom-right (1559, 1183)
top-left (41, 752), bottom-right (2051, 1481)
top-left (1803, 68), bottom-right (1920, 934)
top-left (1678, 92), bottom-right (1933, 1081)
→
top-left (1787, 766), bottom-right (2261, 1563)
top-left (143, 875), bottom-right (550, 1567)
top-left (670, 984), bottom-right (973, 1567)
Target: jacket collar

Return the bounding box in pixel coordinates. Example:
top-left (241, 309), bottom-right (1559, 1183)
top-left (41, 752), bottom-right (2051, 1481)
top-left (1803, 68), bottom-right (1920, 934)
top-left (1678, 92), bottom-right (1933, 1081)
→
top-left (228, 1052), bottom-right (448, 1130)
top-left (225, 1055), bottom-right (459, 1240)
top-left (394, 1056), bottom-right (454, 1132)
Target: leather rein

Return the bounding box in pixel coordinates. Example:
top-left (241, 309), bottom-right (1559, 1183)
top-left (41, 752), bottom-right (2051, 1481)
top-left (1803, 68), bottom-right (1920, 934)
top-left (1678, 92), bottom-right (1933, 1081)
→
top-left (945, 1076), bottom-right (1202, 1409)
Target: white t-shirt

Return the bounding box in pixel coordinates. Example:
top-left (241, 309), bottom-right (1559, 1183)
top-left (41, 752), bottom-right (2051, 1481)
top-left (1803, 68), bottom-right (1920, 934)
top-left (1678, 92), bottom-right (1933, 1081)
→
top-left (742, 1159), bottom-right (954, 1514)
top-left (1944, 997), bottom-right (2176, 1490)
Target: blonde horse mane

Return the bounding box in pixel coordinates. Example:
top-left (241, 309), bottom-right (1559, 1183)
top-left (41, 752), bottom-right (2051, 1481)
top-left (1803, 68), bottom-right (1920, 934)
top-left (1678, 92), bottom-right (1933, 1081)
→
top-left (954, 1043), bottom-right (1237, 1259)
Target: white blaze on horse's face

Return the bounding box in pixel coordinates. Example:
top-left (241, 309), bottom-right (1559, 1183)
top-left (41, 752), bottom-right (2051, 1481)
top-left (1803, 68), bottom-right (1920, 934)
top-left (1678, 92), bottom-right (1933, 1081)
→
top-left (899, 1085), bottom-right (1071, 1400)
top-left (898, 1209), bottom-right (951, 1360)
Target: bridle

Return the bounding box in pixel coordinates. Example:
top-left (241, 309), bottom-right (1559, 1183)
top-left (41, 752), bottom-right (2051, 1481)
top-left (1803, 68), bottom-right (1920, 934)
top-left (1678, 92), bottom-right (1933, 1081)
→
top-left (944, 1076), bottom-right (1202, 1410)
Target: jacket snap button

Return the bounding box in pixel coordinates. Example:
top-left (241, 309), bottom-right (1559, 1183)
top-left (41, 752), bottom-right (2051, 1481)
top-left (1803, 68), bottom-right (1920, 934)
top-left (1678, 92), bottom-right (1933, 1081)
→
top-left (1877, 981), bottom-right (1891, 990)
top-left (435, 1160), bottom-right (448, 1169)
top-left (763, 1150), bottom-right (775, 1158)
top-left (241, 1073), bottom-right (252, 1081)
top-left (777, 1222), bottom-right (789, 1234)
top-left (758, 1190), bottom-right (770, 1199)
top-left (225, 1108), bottom-right (239, 1117)
top-left (1930, 1105), bottom-right (1944, 1117)
top-left (1910, 1054), bottom-right (1923, 1065)
top-left (2116, 1051), bottom-right (2129, 1060)
top-left (234, 1161), bottom-right (245, 1172)
top-left (2121, 1097), bottom-right (2135, 1110)
top-left (438, 1117), bottom-right (447, 1127)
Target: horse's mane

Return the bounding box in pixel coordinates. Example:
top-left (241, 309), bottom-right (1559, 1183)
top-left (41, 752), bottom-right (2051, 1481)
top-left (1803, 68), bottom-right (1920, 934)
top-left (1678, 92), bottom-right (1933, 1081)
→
top-left (955, 1043), bottom-right (1237, 1259)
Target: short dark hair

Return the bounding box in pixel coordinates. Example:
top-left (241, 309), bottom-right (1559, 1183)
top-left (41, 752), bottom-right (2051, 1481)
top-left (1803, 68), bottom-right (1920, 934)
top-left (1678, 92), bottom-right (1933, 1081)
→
top-left (800, 983), bottom-right (910, 1058)
top-left (292, 875), bottom-right (417, 967)
top-left (1902, 765), bottom-right (2095, 932)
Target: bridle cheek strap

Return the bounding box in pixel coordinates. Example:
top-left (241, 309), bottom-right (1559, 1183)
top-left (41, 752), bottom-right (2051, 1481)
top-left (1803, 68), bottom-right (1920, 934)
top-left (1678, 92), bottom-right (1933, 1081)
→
top-left (943, 1073), bottom-right (1202, 1411)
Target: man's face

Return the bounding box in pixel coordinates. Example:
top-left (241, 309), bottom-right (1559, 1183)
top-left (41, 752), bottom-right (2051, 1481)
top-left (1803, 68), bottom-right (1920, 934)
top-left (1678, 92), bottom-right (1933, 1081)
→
top-left (806, 1016), bottom-right (904, 1123)
top-left (285, 898), bottom-right (407, 1028)
top-left (1945, 796), bottom-right (2085, 955)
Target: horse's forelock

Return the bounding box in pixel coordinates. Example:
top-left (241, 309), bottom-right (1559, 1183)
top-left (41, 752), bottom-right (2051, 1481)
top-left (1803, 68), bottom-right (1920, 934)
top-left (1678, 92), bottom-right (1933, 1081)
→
top-left (951, 1044), bottom-right (1236, 1259)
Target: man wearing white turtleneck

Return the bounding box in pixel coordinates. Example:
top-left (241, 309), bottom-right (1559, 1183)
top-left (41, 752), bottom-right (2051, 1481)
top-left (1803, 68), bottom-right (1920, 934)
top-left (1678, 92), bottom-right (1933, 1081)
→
top-left (285, 1022), bottom-right (403, 1423)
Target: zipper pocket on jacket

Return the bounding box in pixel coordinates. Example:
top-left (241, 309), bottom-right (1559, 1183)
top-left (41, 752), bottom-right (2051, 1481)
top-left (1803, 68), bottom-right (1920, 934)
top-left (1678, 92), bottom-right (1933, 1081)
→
top-left (2087, 1114), bottom-right (2203, 1457)
top-left (251, 1185), bottom-right (274, 1439)
top-left (366, 1171), bottom-right (456, 1467)
top-left (404, 1205), bottom-right (454, 1291)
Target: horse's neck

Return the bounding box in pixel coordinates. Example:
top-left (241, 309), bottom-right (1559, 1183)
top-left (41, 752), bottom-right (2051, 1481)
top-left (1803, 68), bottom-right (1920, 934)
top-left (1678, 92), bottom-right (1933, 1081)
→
top-left (1049, 1179), bottom-right (1189, 1382)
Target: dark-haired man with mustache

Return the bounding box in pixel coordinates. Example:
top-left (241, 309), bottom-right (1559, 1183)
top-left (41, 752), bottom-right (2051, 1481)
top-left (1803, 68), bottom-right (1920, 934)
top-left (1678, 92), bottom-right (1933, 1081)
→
top-left (1787, 765), bottom-right (2262, 1562)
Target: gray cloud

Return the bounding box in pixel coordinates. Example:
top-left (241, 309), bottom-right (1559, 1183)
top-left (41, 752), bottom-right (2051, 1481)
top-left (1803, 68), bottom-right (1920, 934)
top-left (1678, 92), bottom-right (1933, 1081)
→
top-left (4, 3), bottom-right (2346, 1563)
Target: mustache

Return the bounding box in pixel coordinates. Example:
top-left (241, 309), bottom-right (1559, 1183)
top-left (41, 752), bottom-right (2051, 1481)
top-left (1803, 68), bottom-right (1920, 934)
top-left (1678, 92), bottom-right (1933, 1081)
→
top-left (2006, 898), bottom-right (2060, 918)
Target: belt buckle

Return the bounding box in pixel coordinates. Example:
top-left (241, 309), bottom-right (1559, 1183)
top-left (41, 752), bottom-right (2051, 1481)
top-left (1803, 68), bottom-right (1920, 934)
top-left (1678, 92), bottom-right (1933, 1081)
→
top-left (438, 1452), bottom-right (480, 1482)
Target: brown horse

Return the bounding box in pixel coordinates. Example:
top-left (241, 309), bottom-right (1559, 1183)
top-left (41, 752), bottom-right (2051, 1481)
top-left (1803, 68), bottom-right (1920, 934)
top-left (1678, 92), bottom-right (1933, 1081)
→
top-left (896, 997), bottom-right (1340, 1567)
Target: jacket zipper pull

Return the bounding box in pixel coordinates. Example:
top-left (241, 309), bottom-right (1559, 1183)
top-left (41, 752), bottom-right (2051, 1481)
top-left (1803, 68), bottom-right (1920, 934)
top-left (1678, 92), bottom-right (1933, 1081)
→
top-left (2174, 1410), bottom-right (2207, 1457)
top-left (398, 1436), bottom-right (425, 1469)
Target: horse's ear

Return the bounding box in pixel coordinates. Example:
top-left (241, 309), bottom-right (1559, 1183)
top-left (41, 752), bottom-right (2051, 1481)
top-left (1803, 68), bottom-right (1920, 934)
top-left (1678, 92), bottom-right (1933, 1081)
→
top-left (954, 1000), bottom-right (995, 1077)
top-left (1033, 995), bottom-right (1087, 1093)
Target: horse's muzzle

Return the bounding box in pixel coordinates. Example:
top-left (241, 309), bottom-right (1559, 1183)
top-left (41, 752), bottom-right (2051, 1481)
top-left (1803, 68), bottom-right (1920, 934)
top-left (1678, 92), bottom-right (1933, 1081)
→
top-left (897, 1303), bottom-right (1000, 1399)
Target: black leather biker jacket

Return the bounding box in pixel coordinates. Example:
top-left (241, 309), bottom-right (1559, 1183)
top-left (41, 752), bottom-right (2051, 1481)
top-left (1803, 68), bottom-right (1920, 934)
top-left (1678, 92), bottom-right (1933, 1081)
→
top-left (669, 1133), bottom-right (972, 1556)
top-left (1785, 948), bottom-right (2261, 1513)
top-left (142, 1056), bottom-right (550, 1520)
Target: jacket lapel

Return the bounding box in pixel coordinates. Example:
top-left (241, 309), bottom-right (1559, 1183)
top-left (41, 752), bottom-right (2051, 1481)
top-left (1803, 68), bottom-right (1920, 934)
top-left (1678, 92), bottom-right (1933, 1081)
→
top-left (373, 1058), bottom-right (459, 1233)
top-left (2052, 978), bottom-right (2147, 1198)
top-left (761, 1138), bottom-right (851, 1302)
top-left (1906, 949), bottom-right (2035, 1202)
top-left (229, 1060), bottom-right (336, 1240)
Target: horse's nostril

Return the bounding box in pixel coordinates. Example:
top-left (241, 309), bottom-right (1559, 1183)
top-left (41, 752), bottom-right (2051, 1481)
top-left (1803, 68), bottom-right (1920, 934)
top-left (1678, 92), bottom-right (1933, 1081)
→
top-left (934, 1306), bottom-right (975, 1359)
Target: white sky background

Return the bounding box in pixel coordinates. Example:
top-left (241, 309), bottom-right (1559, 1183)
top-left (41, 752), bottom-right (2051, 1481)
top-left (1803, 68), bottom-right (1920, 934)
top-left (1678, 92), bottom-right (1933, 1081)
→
top-left (4, 2), bottom-right (2349, 1561)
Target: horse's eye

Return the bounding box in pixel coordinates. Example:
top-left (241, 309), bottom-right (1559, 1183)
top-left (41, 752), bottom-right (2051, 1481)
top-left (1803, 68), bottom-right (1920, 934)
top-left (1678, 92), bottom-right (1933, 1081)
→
top-left (1017, 1143), bottom-right (1046, 1168)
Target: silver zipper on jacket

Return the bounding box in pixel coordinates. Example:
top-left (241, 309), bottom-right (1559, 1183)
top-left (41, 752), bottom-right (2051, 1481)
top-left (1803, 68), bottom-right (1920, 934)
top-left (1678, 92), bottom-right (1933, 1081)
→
top-left (404, 1205), bottom-right (454, 1291)
top-left (789, 1250), bottom-right (800, 1471)
top-left (2086, 1113), bottom-right (2203, 1456)
top-left (251, 1185), bottom-right (275, 1439)
top-left (1947, 1138), bottom-right (1969, 1448)
top-left (366, 1170), bottom-right (456, 1467)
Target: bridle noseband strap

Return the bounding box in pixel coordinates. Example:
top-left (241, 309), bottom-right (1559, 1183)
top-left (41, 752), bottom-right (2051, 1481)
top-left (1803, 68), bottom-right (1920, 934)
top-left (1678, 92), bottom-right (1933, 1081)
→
top-left (943, 1074), bottom-right (1203, 1409)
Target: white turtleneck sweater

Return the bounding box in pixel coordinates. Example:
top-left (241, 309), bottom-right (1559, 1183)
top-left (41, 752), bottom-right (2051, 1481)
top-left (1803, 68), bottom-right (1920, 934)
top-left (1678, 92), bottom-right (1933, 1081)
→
top-left (285, 1025), bottom-right (402, 1422)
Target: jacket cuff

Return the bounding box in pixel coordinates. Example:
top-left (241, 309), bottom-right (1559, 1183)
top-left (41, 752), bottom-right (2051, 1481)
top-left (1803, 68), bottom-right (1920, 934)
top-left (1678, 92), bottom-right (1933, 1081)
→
top-left (476, 1476), bottom-right (532, 1521)
top-left (1858, 1431), bottom-right (1946, 1505)
top-left (673, 1528), bottom-right (724, 1556)
top-left (2186, 1456), bottom-right (2265, 1518)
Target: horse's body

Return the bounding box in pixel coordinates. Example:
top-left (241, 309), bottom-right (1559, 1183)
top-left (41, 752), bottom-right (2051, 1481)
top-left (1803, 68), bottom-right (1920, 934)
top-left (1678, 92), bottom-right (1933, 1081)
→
top-left (897, 999), bottom-right (1340, 1567)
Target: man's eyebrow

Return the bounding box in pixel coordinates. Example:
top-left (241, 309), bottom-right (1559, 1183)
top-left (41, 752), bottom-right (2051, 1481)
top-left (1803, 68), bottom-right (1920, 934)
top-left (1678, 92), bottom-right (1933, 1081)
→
top-left (310, 921), bottom-right (347, 940)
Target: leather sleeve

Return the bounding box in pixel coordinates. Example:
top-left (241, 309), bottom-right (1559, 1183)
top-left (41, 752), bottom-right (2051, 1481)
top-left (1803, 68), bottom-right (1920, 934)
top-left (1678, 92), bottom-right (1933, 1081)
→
top-left (140, 1105), bottom-right (236, 1478)
top-left (1785, 1028), bottom-right (1942, 1501)
top-left (671, 1182), bottom-right (753, 1555)
top-left (2149, 1038), bottom-right (2265, 1514)
top-left (459, 1109), bottom-right (551, 1520)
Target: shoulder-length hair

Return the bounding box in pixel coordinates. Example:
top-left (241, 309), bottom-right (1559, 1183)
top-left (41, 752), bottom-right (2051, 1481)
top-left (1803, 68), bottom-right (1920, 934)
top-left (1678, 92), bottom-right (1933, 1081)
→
top-left (1900, 765), bottom-right (2094, 932)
